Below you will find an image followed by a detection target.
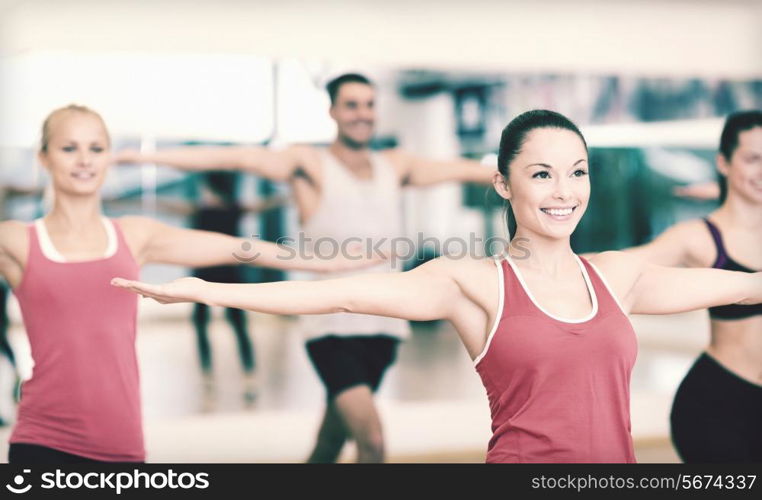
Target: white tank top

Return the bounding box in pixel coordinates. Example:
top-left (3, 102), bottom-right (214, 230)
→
top-left (298, 149), bottom-right (411, 341)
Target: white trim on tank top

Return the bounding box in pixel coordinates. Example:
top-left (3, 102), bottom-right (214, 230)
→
top-left (473, 255), bottom-right (505, 366)
top-left (503, 253), bottom-right (599, 324)
top-left (34, 217), bottom-right (117, 263)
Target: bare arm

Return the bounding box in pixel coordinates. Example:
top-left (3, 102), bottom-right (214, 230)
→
top-left (392, 150), bottom-right (494, 187)
top-left (622, 221), bottom-right (695, 267)
top-left (106, 194), bottom-right (289, 216)
top-left (594, 251), bottom-right (762, 315)
top-left (112, 257), bottom-right (462, 321)
top-left (114, 145), bottom-right (307, 182)
top-left (673, 181), bottom-right (720, 200)
top-left (0, 221), bottom-right (27, 288)
top-left (3, 186), bottom-right (44, 197)
top-left (631, 264), bottom-right (762, 315)
top-left (241, 193), bottom-right (291, 214)
top-left (585, 220), bottom-right (711, 268)
top-left (124, 216), bottom-right (381, 273)
top-left (105, 198), bottom-right (195, 216)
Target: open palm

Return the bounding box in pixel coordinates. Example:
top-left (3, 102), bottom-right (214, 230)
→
top-left (111, 276), bottom-right (205, 304)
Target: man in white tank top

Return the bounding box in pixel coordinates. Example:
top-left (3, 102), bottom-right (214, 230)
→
top-left (116, 73), bottom-right (494, 462)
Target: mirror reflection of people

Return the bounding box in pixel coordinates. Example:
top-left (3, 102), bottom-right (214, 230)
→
top-left (673, 181), bottom-right (721, 200)
top-left (191, 172), bottom-right (256, 410)
top-left (0, 282), bottom-right (18, 428)
top-left (116, 73), bottom-right (494, 463)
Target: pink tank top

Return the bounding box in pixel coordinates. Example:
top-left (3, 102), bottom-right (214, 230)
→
top-left (474, 255), bottom-right (637, 463)
top-left (10, 218), bottom-right (144, 462)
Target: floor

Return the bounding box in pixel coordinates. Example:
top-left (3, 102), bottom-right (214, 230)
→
top-left (0, 298), bottom-right (707, 463)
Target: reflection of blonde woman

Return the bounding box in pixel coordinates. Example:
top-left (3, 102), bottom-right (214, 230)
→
top-left (115, 110), bottom-right (762, 463)
top-left (626, 110), bottom-right (762, 462)
top-left (0, 105), bottom-right (375, 464)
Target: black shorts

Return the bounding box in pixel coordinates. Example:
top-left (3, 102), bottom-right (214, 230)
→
top-left (670, 352), bottom-right (762, 463)
top-left (193, 265), bottom-right (242, 284)
top-left (306, 335), bottom-right (399, 401)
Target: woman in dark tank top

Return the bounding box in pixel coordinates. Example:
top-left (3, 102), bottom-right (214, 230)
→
top-left (625, 110), bottom-right (762, 463)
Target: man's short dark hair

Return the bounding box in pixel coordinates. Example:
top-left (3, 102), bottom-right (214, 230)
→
top-left (326, 73), bottom-right (373, 105)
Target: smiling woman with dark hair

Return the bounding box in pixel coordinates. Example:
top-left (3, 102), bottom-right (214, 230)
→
top-left (113, 109), bottom-right (762, 463)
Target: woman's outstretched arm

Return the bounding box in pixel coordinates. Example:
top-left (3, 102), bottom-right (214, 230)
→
top-left (114, 145), bottom-right (307, 182)
top-left (121, 215), bottom-right (382, 273)
top-left (630, 264), bottom-right (762, 315)
top-left (112, 258), bottom-right (463, 322)
top-left (592, 251), bottom-right (762, 315)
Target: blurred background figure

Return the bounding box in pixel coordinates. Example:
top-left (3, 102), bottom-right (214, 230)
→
top-left (114, 73), bottom-right (495, 463)
top-left (0, 281), bottom-right (18, 428)
top-left (623, 110), bottom-right (762, 463)
top-left (122, 169), bottom-right (289, 413)
top-left (191, 171), bottom-right (263, 411)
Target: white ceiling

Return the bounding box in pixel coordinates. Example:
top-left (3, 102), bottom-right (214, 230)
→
top-left (2, 0), bottom-right (760, 78)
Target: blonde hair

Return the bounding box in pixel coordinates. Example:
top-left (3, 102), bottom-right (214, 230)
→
top-left (40, 104), bottom-right (110, 153)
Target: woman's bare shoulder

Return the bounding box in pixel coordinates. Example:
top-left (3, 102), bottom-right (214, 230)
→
top-left (419, 255), bottom-right (503, 300)
top-left (587, 250), bottom-right (644, 285)
top-left (430, 253), bottom-right (500, 274)
top-left (0, 220), bottom-right (30, 284)
top-left (0, 220), bottom-right (28, 251)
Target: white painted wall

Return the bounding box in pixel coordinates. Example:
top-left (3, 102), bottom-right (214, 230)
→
top-left (397, 93), bottom-right (465, 244)
top-left (0, 51), bottom-right (274, 147)
top-left (1, 1), bottom-right (758, 148)
top-left (2, 0), bottom-right (760, 78)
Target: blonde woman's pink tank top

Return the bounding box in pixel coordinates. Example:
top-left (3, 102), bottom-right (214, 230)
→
top-left (10, 219), bottom-right (143, 462)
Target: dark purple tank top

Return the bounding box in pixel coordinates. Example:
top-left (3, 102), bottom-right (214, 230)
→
top-left (703, 218), bottom-right (762, 320)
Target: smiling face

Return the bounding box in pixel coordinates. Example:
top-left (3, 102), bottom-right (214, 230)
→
top-left (38, 110), bottom-right (111, 197)
top-left (494, 127), bottom-right (590, 241)
top-left (329, 82), bottom-right (376, 148)
top-left (719, 126), bottom-right (762, 205)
